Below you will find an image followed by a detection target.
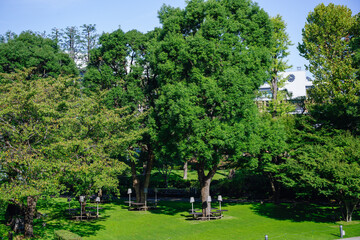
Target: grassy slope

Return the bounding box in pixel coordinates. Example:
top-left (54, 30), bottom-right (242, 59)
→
top-left (32, 198), bottom-right (360, 240)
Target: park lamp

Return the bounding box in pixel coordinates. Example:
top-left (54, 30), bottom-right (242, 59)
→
top-left (154, 188), bottom-right (158, 204)
top-left (207, 196), bottom-right (212, 202)
top-left (127, 188), bottom-right (132, 207)
top-left (144, 188), bottom-right (148, 207)
top-left (79, 196), bottom-right (85, 221)
top-left (190, 197), bottom-right (195, 213)
top-left (218, 195), bottom-right (222, 211)
top-left (96, 197), bottom-right (101, 217)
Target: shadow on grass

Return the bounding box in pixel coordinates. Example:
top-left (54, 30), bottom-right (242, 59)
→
top-left (35, 198), bottom-right (116, 239)
top-left (149, 201), bottom-right (190, 216)
top-left (112, 199), bottom-right (191, 216)
top-left (250, 202), bottom-right (337, 223)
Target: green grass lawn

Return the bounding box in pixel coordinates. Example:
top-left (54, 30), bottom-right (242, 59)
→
top-left (23, 198), bottom-right (360, 240)
top-left (170, 169), bottom-right (230, 181)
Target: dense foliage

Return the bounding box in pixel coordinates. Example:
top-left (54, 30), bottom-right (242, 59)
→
top-left (152, 0), bottom-right (273, 215)
top-left (0, 70), bottom-right (142, 236)
top-left (1, 1), bottom-right (360, 238)
top-left (0, 32), bottom-right (78, 78)
top-left (298, 3), bottom-right (360, 133)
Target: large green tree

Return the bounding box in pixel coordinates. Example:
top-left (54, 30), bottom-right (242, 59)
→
top-left (153, 0), bottom-right (272, 216)
top-left (0, 70), bottom-right (140, 237)
top-left (0, 31), bottom-right (78, 78)
top-left (83, 28), bottom-right (157, 203)
top-left (298, 3), bottom-right (360, 132)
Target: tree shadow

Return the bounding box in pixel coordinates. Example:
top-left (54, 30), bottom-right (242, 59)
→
top-left (148, 201), bottom-right (191, 216)
top-left (35, 198), bottom-right (115, 238)
top-left (250, 202), bottom-right (337, 223)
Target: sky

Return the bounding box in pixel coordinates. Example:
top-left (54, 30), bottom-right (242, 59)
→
top-left (0, 0), bottom-right (359, 76)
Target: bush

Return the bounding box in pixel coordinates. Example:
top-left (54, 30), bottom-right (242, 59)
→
top-left (54, 230), bottom-right (82, 240)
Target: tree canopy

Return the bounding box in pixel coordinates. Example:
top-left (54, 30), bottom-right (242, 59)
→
top-left (0, 70), bottom-right (142, 236)
top-left (0, 31), bottom-right (78, 79)
top-left (298, 3), bottom-right (360, 132)
top-left (152, 0), bottom-right (273, 215)
top-left (283, 126), bottom-right (360, 222)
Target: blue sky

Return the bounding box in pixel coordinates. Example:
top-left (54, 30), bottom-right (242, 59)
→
top-left (0, 0), bottom-right (359, 75)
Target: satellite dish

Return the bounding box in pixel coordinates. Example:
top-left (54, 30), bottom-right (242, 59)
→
top-left (288, 74), bottom-right (295, 82)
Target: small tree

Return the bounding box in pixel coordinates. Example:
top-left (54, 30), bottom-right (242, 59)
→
top-left (80, 24), bottom-right (98, 64)
top-left (267, 15), bottom-right (294, 117)
top-left (284, 130), bottom-right (360, 222)
top-left (62, 26), bottom-right (82, 65)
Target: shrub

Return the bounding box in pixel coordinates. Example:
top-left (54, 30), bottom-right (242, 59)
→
top-left (54, 230), bottom-right (82, 240)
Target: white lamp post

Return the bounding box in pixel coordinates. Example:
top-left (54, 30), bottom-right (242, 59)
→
top-left (144, 188), bottom-right (148, 208)
top-left (154, 188), bottom-right (158, 206)
top-left (95, 197), bottom-right (100, 217)
top-left (218, 195), bottom-right (222, 211)
top-left (79, 196), bottom-right (85, 221)
top-left (127, 188), bottom-right (132, 206)
top-left (190, 197), bottom-right (195, 213)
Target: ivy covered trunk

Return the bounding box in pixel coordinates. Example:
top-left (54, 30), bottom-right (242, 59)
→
top-left (24, 196), bottom-right (37, 238)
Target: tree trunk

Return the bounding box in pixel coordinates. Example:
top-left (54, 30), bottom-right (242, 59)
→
top-left (164, 170), bottom-right (168, 188)
top-left (228, 169), bottom-right (235, 179)
top-left (130, 147), bottom-right (155, 203)
top-left (200, 178), bottom-right (212, 217)
top-left (197, 163), bottom-right (218, 218)
top-left (271, 75), bottom-right (278, 117)
top-left (342, 199), bottom-right (359, 222)
top-left (141, 147), bottom-right (155, 202)
top-left (24, 196), bottom-right (37, 238)
top-left (269, 174), bottom-right (281, 203)
top-left (130, 160), bottom-right (141, 203)
top-left (183, 161), bottom-right (188, 180)
top-left (143, 148), bottom-right (154, 192)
